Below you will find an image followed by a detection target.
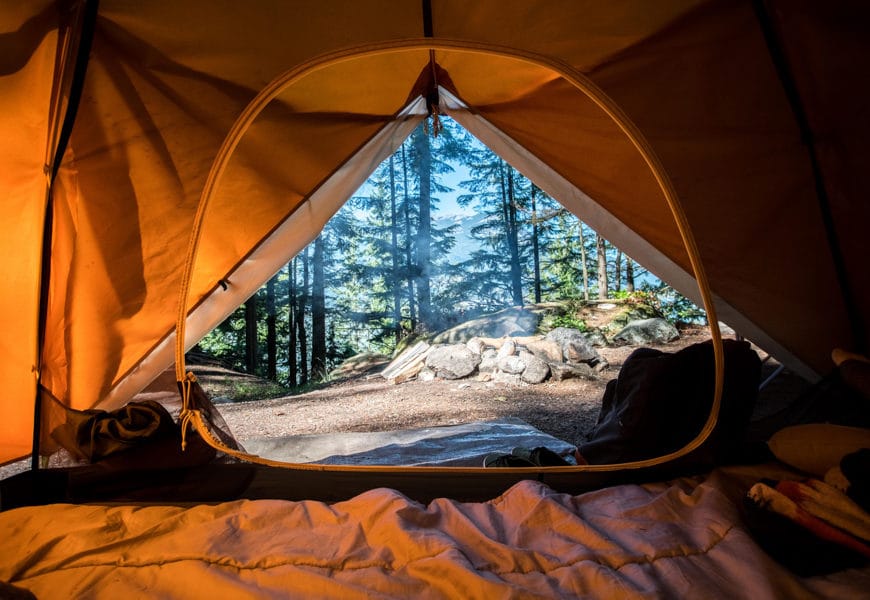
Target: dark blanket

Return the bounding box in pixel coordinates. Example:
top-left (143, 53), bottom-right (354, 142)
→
top-left (579, 339), bottom-right (761, 465)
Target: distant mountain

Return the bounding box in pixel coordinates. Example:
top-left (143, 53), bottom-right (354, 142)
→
top-left (435, 212), bottom-right (488, 262)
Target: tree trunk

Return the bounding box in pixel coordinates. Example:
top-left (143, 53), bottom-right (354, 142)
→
top-left (531, 185), bottom-right (542, 303)
top-left (413, 126), bottom-right (433, 328)
top-left (579, 221), bottom-right (590, 302)
top-left (327, 322), bottom-right (338, 373)
top-left (297, 247), bottom-right (309, 385)
top-left (626, 257), bottom-right (636, 293)
top-left (244, 293), bottom-right (258, 375)
top-left (400, 143), bottom-right (417, 330)
top-left (596, 234), bottom-right (608, 300)
top-left (389, 154), bottom-right (402, 343)
top-left (287, 261), bottom-right (297, 386)
top-left (500, 162), bottom-right (523, 306)
top-left (266, 278), bottom-right (277, 381)
top-left (311, 235), bottom-right (327, 381)
top-left (614, 249), bottom-right (623, 293)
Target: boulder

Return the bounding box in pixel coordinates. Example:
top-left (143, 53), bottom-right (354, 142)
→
top-left (585, 329), bottom-right (609, 347)
top-left (431, 306), bottom-right (540, 343)
top-left (498, 355), bottom-right (527, 375)
top-left (478, 354), bottom-right (499, 374)
top-left (466, 337), bottom-right (486, 355)
top-left (417, 367), bottom-right (437, 382)
top-left (544, 327), bottom-right (602, 365)
top-left (492, 371), bottom-right (523, 385)
top-left (524, 339), bottom-right (563, 364)
top-left (519, 351), bottom-right (550, 384)
top-left (424, 345), bottom-right (481, 379)
top-left (548, 362), bottom-right (597, 381)
top-left (612, 318), bottom-right (680, 346)
top-left (497, 339), bottom-right (517, 358)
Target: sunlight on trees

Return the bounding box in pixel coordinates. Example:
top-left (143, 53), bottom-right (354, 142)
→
top-left (196, 117), bottom-right (702, 386)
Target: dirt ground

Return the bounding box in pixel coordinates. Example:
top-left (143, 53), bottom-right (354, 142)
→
top-left (216, 326), bottom-right (807, 449)
top-left (0, 326), bottom-right (810, 480)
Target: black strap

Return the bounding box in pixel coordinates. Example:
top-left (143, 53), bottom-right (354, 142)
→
top-left (751, 0), bottom-right (865, 353)
top-left (32, 0), bottom-right (100, 470)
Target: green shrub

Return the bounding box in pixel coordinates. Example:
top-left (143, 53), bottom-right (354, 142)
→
top-left (230, 381), bottom-right (291, 403)
top-left (550, 313), bottom-right (588, 331)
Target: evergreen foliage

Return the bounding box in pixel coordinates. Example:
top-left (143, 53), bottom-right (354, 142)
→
top-left (197, 117), bottom-right (702, 389)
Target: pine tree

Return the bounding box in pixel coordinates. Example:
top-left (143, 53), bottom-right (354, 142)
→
top-left (311, 234), bottom-right (327, 381)
top-left (389, 154), bottom-right (402, 343)
top-left (501, 163), bottom-right (524, 306)
top-left (266, 278), bottom-right (277, 381)
top-left (244, 293), bottom-right (258, 375)
top-left (457, 147), bottom-right (527, 308)
top-left (296, 247), bottom-right (309, 385)
top-left (596, 234), bottom-right (609, 300)
top-left (287, 261), bottom-right (297, 386)
top-left (530, 186), bottom-right (542, 303)
top-left (579, 221), bottom-right (591, 301)
top-left (413, 125), bottom-right (433, 328)
top-left (400, 143), bottom-right (417, 331)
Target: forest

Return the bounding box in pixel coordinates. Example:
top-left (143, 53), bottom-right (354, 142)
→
top-left (196, 117), bottom-right (703, 388)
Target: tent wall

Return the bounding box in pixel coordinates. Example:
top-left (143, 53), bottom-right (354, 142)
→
top-left (1, 1), bottom-right (868, 465)
top-left (0, 3), bottom-right (64, 462)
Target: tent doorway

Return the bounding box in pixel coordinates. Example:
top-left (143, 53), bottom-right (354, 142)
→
top-left (153, 44), bottom-right (725, 478)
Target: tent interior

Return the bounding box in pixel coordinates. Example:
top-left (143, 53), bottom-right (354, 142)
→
top-left (2, 1), bottom-right (870, 596)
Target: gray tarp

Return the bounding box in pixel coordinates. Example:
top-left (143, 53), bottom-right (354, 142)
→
top-left (243, 418), bottom-right (575, 467)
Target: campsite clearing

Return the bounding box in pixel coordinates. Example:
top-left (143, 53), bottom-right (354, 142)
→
top-left (0, 326), bottom-right (807, 479)
top-left (215, 326), bottom-right (805, 449)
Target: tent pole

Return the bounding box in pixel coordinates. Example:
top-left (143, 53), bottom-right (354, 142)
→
top-left (31, 0), bottom-right (100, 471)
top-left (751, 0), bottom-right (866, 354)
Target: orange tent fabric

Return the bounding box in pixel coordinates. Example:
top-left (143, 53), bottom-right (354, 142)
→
top-left (1, 1), bottom-right (868, 465)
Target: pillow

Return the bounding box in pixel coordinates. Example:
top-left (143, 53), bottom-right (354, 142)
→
top-left (768, 424), bottom-right (870, 477)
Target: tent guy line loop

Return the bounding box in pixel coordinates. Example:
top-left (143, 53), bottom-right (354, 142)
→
top-left (173, 40), bottom-right (723, 473)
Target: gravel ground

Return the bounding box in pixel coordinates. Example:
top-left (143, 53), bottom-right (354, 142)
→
top-left (216, 327), bottom-right (722, 448)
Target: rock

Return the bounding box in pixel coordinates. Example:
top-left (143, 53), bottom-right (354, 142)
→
top-left (330, 352), bottom-right (392, 379)
top-left (492, 371), bottom-right (522, 385)
top-left (476, 372), bottom-right (492, 382)
top-left (431, 306), bottom-right (540, 343)
top-left (524, 339), bottom-right (563, 363)
top-left (418, 367), bottom-right (437, 381)
top-left (424, 344), bottom-right (481, 379)
top-left (497, 340), bottom-right (517, 358)
top-left (544, 327), bottom-right (602, 365)
top-left (585, 329), bottom-right (608, 347)
top-left (497, 355), bottom-right (526, 375)
top-left (519, 351), bottom-right (550, 384)
top-left (478, 355), bottom-right (499, 374)
top-left (466, 337), bottom-right (486, 355)
top-left (548, 362), bottom-right (597, 381)
top-left (612, 318), bottom-right (680, 346)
